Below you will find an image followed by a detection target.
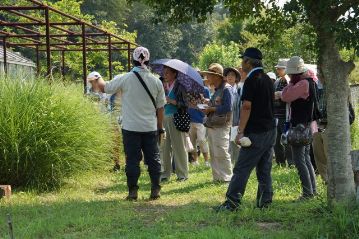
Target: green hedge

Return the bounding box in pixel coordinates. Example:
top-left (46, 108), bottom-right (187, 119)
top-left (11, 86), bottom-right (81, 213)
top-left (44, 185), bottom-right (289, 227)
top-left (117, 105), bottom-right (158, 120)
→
top-left (0, 78), bottom-right (114, 190)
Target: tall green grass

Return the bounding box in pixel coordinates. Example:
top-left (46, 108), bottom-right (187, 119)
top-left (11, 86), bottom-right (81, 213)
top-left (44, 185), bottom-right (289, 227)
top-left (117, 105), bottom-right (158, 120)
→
top-left (0, 77), bottom-right (114, 190)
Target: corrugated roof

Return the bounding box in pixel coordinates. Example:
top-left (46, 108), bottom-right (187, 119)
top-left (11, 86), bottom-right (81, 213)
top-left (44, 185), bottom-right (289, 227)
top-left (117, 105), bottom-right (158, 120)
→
top-left (0, 46), bottom-right (36, 68)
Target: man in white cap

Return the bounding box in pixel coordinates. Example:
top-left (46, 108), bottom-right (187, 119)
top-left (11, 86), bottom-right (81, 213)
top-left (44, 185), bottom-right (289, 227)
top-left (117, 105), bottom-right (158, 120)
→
top-left (89, 47), bottom-right (166, 201)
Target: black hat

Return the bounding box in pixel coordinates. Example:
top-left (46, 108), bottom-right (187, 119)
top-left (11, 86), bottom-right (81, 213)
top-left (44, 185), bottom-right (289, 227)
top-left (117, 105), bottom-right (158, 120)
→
top-left (240, 47), bottom-right (262, 60)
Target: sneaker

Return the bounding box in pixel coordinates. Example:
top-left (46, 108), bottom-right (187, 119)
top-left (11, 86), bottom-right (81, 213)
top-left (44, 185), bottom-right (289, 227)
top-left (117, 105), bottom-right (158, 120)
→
top-left (204, 161), bottom-right (210, 167)
top-left (191, 161), bottom-right (200, 166)
top-left (126, 186), bottom-right (138, 201)
top-left (160, 178), bottom-right (168, 182)
top-left (176, 177), bottom-right (188, 182)
top-left (213, 201), bottom-right (238, 212)
top-left (294, 194), bottom-right (314, 202)
top-left (112, 164), bottom-right (121, 172)
top-left (149, 187), bottom-right (161, 200)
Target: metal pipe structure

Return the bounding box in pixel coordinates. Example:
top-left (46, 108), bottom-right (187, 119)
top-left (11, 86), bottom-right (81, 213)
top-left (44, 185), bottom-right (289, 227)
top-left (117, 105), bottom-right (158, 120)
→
top-left (0, 0), bottom-right (138, 82)
top-left (82, 23), bottom-right (87, 94)
top-left (2, 36), bottom-right (7, 75)
top-left (36, 45), bottom-right (40, 75)
top-left (61, 51), bottom-right (65, 77)
top-left (108, 35), bottom-right (112, 80)
top-left (44, 7), bottom-right (51, 77)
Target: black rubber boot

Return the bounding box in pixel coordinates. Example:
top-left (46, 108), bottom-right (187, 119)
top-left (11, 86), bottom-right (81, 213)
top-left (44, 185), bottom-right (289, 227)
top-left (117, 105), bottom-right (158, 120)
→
top-left (126, 186), bottom-right (139, 201)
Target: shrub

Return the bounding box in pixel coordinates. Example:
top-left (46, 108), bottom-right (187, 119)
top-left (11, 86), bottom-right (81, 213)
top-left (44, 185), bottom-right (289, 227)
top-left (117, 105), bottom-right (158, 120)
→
top-left (0, 77), bottom-right (114, 190)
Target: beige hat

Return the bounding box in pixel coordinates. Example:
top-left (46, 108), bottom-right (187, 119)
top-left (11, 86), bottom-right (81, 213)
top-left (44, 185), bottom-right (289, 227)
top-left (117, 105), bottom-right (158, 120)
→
top-left (201, 63), bottom-right (224, 78)
top-left (275, 59), bottom-right (288, 69)
top-left (286, 56), bottom-right (307, 75)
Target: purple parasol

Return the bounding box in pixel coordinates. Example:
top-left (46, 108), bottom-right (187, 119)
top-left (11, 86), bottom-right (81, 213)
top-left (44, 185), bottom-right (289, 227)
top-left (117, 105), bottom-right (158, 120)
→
top-left (151, 59), bottom-right (204, 93)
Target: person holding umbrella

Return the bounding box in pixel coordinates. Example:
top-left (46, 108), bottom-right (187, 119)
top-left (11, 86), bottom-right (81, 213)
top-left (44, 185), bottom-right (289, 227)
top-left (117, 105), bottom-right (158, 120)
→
top-left (152, 59), bottom-right (205, 182)
top-left (201, 63), bottom-right (234, 182)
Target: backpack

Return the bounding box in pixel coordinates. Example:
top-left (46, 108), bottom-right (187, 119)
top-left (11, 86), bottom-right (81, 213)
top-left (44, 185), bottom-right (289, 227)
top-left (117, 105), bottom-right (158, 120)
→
top-left (306, 78), bottom-right (323, 121)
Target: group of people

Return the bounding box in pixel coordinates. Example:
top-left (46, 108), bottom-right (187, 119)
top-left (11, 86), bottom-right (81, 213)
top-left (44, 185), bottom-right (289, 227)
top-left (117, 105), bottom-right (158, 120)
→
top-left (88, 46), bottom-right (355, 211)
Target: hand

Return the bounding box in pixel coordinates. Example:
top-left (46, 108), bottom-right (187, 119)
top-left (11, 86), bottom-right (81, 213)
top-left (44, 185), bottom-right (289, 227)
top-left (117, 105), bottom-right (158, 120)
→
top-left (235, 132), bottom-right (244, 145)
top-left (166, 97), bottom-right (176, 105)
top-left (200, 107), bottom-right (213, 114)
top-left (202, 98), bottom-right (210, 104)
top-left (274, 91), bottom-right (282, 100)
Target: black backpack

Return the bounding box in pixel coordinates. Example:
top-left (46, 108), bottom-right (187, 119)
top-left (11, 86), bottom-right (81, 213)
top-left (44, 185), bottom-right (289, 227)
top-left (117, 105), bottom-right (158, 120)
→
top-left (306, 78), bottom-right (323, 121)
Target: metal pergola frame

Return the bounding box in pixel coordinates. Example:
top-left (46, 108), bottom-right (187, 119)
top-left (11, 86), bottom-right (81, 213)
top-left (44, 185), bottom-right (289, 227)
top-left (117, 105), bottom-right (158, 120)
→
top-left (0, 0), bottom-right (138, 93)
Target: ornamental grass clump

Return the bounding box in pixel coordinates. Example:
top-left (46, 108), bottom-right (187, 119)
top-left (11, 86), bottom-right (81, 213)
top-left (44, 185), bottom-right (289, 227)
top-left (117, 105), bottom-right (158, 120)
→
top-left (0, 77), bottom-right (114, 190)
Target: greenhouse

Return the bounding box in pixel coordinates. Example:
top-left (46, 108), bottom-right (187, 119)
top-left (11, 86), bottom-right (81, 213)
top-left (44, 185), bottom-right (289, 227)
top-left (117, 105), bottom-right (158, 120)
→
top-left (0, 46), bottom-right (36, 79)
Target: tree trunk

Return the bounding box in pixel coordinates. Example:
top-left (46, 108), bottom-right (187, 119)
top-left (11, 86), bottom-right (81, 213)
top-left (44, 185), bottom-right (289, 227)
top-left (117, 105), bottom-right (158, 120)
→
top-left (318, 33), bottom-right (356, 204)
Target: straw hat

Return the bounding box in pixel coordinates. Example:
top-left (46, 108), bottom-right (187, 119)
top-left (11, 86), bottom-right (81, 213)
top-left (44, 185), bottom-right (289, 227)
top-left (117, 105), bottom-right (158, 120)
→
top-left (286, 56), bottom-right (307, 75)
top-left (201, 63), bottom-right (224, 78)
top-left (224, 67), bottom-right (240, 80)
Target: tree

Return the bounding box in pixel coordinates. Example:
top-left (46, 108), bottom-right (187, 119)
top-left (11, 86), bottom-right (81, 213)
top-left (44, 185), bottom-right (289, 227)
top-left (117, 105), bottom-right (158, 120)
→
top-left (136, 0), bottom-right (359, 204)
top-left (196, 41), bottom-right (242, 70)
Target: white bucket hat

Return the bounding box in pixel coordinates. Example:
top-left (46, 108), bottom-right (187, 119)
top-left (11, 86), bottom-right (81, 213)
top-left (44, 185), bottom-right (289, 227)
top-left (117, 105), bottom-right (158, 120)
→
top-left (275, 59), bottom-right (288, 69)
top-left (87, 71), bottom-right (102, 82)
top-left (286, 56), bottom-right (307, 75)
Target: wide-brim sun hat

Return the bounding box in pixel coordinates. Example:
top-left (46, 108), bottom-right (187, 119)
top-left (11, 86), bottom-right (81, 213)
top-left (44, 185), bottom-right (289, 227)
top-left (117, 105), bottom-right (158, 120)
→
top-left (275, 59), bottom-right (288, 69)
top-left (286, 56), bottom-right (307, 75)
top-left (200, 63), bottom-right (224, 78)
top-left (223, 67), bottom-right (241, 80)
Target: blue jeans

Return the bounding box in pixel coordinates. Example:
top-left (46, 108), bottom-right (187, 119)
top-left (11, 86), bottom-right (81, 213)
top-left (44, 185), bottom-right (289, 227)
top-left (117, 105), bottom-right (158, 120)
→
top-left (292, 144), bottom-right (316, 196)
top-left (122, 129), bottom-right (161, 190)
top-left (226, 128), bottom-right (276, 208)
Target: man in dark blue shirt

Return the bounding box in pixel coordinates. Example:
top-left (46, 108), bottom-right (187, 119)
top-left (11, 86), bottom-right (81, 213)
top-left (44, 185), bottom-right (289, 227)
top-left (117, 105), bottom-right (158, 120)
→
top-left (215, 48), bottom-right (276, 211)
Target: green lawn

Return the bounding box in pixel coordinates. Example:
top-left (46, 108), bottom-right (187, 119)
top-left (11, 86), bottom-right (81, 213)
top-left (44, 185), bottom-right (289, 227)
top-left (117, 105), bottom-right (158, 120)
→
top-left (1, 163), bottom-right (358, 239)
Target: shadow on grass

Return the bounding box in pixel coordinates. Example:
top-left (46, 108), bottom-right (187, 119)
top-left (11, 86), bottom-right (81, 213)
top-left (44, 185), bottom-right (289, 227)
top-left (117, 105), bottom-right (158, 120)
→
top-left (0, 199), bottom-right (244, 238)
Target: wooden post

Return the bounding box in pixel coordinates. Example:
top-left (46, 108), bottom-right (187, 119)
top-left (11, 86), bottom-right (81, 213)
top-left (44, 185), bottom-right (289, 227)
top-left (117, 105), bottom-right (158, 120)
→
top-left (0, 185), bottom-right (11, 199)
top-left (351, 150), bottom-right (359, 202)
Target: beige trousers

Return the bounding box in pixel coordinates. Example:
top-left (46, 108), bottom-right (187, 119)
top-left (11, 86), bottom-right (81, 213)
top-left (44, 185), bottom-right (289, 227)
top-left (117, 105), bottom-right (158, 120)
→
top-left (189, 122), bottom-right (209, 153)
top-left (161, 115), bottom-right (189, 179)
top-left (312, 131), bottom-right (328, 183)
top-left (207, 126), bottom-right (233, 181)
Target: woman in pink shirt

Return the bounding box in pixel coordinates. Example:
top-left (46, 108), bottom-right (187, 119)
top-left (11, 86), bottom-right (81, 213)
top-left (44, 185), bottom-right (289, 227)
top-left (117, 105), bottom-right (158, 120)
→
top-left (281, 56), bottom-right (317, 200)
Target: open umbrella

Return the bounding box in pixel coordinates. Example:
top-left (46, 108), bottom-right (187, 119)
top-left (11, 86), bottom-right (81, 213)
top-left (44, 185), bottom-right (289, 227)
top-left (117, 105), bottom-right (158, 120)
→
top-left (151, 59), bottom-right (204, 94)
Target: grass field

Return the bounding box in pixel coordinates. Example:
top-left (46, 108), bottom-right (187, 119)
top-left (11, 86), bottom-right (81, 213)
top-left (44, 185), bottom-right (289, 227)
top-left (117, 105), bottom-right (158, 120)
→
top-left (1, 162), bottom-right (359, 239)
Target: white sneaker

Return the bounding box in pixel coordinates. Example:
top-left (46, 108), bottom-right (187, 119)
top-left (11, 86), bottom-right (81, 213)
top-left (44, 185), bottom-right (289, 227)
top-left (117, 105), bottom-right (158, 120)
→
top-left (191, 161), bottom-right (200, 166)
top-left (204, 161), bottom-right (210, 167)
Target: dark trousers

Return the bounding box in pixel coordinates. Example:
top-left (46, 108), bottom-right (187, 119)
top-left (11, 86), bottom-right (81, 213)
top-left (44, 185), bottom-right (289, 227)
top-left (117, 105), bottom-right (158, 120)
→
top-left (274, 118), bottom-right (293, 166)
top-left (292, 144), bottom-right (317, 197)
top-left (122, 129), bottom-right (161, 190)
top-left (226, 128), bottom-right (276, 208)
